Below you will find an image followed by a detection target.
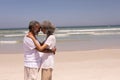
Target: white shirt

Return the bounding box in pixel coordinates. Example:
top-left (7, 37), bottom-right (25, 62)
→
top-left (45, 35), bottom-right (56, 50)
top-left (39, 35), bottom-right (56, 69)
top-left (23, 34), bottom-right (41, 68)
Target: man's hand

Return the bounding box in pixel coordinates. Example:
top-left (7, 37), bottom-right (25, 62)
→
top-left (52, 47), bottom-right (56, 55)
top-left (42, 47), bottom-right (57, 55)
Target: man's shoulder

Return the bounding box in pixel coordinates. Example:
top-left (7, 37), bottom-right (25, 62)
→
top-left (23, 34), bottom-right (32, 43)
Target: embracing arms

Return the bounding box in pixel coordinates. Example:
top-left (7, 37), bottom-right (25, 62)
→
top-left (27, 33), bottom-right (56, 54)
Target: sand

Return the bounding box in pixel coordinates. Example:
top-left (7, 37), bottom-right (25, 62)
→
top-left (0, 49), bottom-right (120, 80)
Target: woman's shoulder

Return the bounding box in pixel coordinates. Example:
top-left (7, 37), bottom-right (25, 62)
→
top-left (48, 35), bottom-right (55, 38)
top-left (46, 35), bottom-right (56, 41)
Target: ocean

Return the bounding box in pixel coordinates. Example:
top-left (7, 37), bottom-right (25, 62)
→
top-left (0, 25), bottom-right (120, 53)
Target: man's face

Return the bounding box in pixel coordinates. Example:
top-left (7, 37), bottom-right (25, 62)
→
top-left (33, 23), bottom-right (41, 35)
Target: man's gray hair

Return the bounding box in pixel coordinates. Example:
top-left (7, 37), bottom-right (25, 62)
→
top-left (28, 20), bottom-right (40, 30)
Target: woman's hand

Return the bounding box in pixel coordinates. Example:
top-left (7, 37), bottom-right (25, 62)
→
top-left (27, 32), bottom-right (35, 40)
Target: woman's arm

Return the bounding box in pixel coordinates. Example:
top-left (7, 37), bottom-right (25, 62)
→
top-left (35, 44), bottom-right (48, 52)
top-left (27, 33), bottom-right (48, 52)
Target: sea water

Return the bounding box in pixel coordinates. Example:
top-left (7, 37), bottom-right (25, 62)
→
top-left (0, 25), bottom-right (120, 53)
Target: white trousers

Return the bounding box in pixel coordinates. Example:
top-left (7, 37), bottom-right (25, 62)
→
top-left (24, 67), bottom-right (39, 80)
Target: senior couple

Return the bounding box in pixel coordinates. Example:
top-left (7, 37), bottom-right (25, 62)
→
top-left (23, 20), bottom-right (56, 80)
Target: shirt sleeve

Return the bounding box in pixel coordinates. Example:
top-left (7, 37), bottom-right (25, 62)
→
top-left (25, 37), bottom-right (36, 50)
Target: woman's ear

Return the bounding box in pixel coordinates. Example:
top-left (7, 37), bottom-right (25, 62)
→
top-left (45, 29), bottom-right (48, 34)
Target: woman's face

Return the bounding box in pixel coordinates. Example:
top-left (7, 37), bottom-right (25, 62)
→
top-left (41, 28), bottom-right (46, 34)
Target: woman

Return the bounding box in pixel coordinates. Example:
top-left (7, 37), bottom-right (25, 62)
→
top-left (27, 20), bottom-right (56, 80)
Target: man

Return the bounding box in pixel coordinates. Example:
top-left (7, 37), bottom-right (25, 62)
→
top-left (23, 20), bottom-right (41, 80)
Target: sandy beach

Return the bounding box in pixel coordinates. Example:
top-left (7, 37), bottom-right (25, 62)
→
top-left (0, 49), bottom-right (120, 80)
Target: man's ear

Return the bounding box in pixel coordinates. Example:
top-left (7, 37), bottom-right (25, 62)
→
top-left (30, 27), bottom-right (35, 34)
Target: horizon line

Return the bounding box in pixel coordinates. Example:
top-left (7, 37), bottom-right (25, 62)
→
top-left (0, 24), bottom-right (120, 30)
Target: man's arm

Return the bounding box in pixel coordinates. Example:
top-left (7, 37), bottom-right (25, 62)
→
top-left (39, 40), bottom-right (56, 54)
top-left (41, 47), bottom-right (56, 54)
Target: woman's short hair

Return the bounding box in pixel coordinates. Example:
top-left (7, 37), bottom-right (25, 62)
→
top-left (28, 20), bottom-right (40, 30)
top-left (42, 20), bottom-right (56, 35)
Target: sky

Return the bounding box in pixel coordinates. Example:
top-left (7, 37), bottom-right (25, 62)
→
top-left (0, 0), bottom-right (120, 28)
